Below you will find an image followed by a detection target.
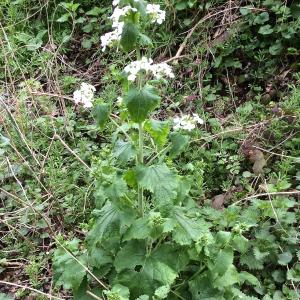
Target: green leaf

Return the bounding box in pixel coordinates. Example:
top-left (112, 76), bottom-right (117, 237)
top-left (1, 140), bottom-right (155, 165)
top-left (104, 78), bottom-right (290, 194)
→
top-left (104, 284), bottom-right (130, 300)
top-left (212, 247), bottom-right (234, 276)
top-left (144, 119), bottom-right (170, 148)
top-left (258, 24), bottom-right (273, 35)
top-left (56, 13), bottom-right (70, 23)
top-left (114, 240), bottom-right (146, 272)
top-left (240, 7), bottom-right (251, 15)
top-left (0, 294), bottom-right (14, 300)
top-left (86, 202), bottom-right (119, 245)
top-left (124, 86), bottom-right (161, 123)
top-left (154, 285), bottom-right (170, 299)
top-left (123, 217), bottom-right (151, 241)
top-left (81, 38), bottom-right (92, 49)
top-left (232, 235), bottom-right (249, 253)
top-left (121, 22), bottom-right (139, 52)
top-left (139, 33), bottom-right (153, 47)
top-left (88, 246), bottom-right (112, 268)
top-left (269, 42), bottom-right (283, 56)
top-left (278, 251), bottom-right (293, 265)
top-left (92, 103), bottom-right (110, 130)
top-left (169, 132), bottom-right (189, 158)
top-left (86, 7), bottom-right (103, 16)
top-left (172, 206), bottom-right (210, 245)
top-left (113, 140), bottom-right (136, 164)
top-left (136, 164), bottom-right (178, 205)
top-left (104, 176), bottom-right (128, 202)
top-left (53, 241), bottom-right (87, 290)
top-left (253, 12), bottom-right (269, 24)
top-left (239, 271), bottom-right (260, 286)
top-left (214, 265), bottom-right (239, 288)
top-left (189, 273), bottom-right (222, 299)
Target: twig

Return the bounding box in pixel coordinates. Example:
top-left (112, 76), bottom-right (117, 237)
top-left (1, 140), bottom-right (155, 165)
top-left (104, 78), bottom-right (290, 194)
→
top-left (0, 280), bottom-right (63, 300)
top-left (54, 134), bottom-right (92, 171)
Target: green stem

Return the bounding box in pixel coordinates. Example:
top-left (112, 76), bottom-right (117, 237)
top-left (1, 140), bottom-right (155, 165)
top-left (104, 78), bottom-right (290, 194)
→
top-left (138, 122), bottom-right (144, 216)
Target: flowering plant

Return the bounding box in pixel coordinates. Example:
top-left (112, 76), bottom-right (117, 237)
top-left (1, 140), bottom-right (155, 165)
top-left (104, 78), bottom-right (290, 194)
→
top-left (54, 1), bottom-right (260, 299)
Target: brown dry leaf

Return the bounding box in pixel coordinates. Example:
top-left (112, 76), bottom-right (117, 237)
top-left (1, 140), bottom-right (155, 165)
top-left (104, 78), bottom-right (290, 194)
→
top-left (212, 194), bottom-right (226, 210)
top-left (249, 149), bottom-right (266, 175)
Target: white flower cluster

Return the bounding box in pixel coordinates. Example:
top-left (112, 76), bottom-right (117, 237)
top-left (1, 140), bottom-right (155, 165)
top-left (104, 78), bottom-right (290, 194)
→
top-left (124, 56), bottom-right (174, 81)
top-left (146, 4), bottom-right (166, 24)
top-left (73, 83), bottom-right (96, 108)
top-left (101, 5), bottom-right (137, 51)
top-left (173, 114), bottom-right (204, 131)
top-left (101, 1), bottom-right (166, 51)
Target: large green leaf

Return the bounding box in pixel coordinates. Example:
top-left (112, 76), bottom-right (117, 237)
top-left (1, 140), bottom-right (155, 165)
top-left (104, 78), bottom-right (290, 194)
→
top-left (212, 247), bottom-right (234, 276)
top-left (53, 240), bottom-right (87, 290)
top-left (144, 119), bottom-right (170, 148)
top-left (113, 140), bottom-right (136, 164)
top-left (171, 206), bottom-right (211, 245)
top-left (124, 86), bottom-right (161, 123)
top-left (103, 176), bottom-right (128, 202)
top-left (121, 22), bottom-right (139, 52)
top-left (104, 284), bottom-right (130, 300)
top-left (169, 132), bottom-right (189, 158)
top-left (136, 163), bottom-right (178, 205)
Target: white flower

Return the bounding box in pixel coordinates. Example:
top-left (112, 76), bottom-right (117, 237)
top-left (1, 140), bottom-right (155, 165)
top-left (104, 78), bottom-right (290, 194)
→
top-left (73, 83), bottom-right (96, 108)
top-left (192, 113), bottom-right (204, 124)
top-left (116, 96), bottom-right (123, 105)
top-left (124, 57), bottom-right (174, 81)
top-left (112, 0), bottom-right (119, 6)
top-left (151, 62), bottom-right (175, 79)
top-left (173, 114), bottom-right (204, 131)
top-left (100, 22), bottom-right (124, 51)
top-left (146, 4), bottom-right (166, 24)
top-left (110, 5), bottom-right (137, 27)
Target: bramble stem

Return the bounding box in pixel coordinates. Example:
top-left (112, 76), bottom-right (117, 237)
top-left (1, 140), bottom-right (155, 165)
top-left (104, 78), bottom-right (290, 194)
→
top-left (138, 121), bottom-right (144, 216)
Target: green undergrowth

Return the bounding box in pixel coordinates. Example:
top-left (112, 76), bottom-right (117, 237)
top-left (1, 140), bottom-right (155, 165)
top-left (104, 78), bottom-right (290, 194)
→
top-left (0, 0), bottom-right (300, 299)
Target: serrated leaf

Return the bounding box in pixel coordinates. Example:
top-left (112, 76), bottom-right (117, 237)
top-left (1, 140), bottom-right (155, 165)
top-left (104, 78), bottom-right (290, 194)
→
top-left (123, 217), bottom-right (151, 241)
top-left (53, 244), bottom-right (87, 290)
top-left (278, 251), bottom-right (293, 265)
top-left (172, 206), bottom-right (210, 245)
top-left (88, 246), bottom-right (112, 268)
top-left (113, 140), bottom-right (136, 164)
top-left (214, 265), bottom-right (239, 288)
top-left (240, 271), bottom-right (260, 286)
top-left (124, 86), bottom-right (160, 123)
top-left (169, 132), bottom-right (189, 158)
top-left (136, 163), bottom-right (178, 205)
top-left (213, 247), bottom-right (234, 276)
top-left (121, 22), bottom-right (139, 52)
top-left (104, 176), bottom-right (128, 202)
top-left (145, 119), bottom-right (170, 148)
top-left (92, 103), bottom-right (110, 130)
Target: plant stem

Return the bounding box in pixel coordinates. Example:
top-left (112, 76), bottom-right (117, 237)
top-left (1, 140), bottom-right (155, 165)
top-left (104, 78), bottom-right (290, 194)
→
top-left (138, 122), bottom-right (144, 216)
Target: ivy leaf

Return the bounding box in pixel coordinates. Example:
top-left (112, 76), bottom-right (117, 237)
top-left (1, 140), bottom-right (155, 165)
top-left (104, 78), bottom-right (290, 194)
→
top-left (121, 22), bottom-right (139, 52)
top-left (124, 85), bottom-right (161, 123)
top-left (113, 140), bottom-right (136, 164)
top-left (212, 247), bottom-right (234, 276)
top-left (144, 119), bottom-right (170, 148)
top-left (136, 164), bottom-right (178, 205)
top-left (278, 251), bottom-right (293, 265)
top-left (92, 103), bottom-right (110, 130)
top-left (169, 132), bottom-right (189, 158)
